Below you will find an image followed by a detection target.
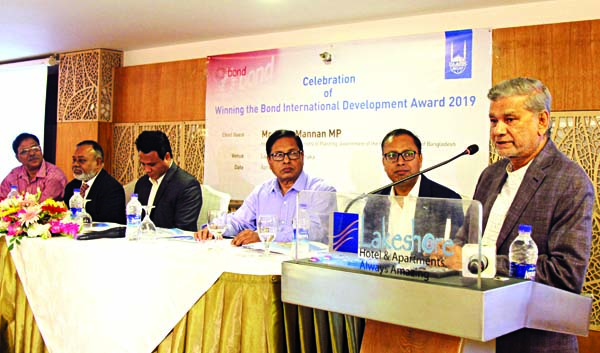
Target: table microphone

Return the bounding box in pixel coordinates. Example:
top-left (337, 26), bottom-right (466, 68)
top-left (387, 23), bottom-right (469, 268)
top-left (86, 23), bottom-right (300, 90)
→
top-left (343, 144), bottom-right (479, 212)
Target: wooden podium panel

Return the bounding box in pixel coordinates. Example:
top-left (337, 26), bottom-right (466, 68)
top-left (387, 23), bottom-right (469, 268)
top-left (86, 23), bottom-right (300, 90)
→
top-left (361, 320), bottom-right (461, 353)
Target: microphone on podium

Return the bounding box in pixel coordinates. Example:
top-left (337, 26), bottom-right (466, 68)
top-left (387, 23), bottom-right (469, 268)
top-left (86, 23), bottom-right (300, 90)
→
top-left (343, 144), bottom-right (479, 212)
top-left (367, 144), bottom-right (479, 195)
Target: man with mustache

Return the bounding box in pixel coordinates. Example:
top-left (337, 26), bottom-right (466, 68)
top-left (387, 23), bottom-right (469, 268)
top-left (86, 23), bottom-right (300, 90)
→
top-left (134, 130), bottom-right (202, 232)
top-left (465, 78), bottom-right (593, 353)
top-left (0, 132), bottom-right (67, 201)
top-left (63, 140), bottom-right (126, 224)
top-left (196, 129), bottom-right (335, 245)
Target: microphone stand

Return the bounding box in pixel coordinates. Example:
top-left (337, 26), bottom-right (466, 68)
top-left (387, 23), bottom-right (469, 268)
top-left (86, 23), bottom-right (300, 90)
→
top-left (343, 148), bottom-right (471, 212)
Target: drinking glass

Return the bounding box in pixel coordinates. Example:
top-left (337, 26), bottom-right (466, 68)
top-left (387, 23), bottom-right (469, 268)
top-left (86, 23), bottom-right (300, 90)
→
top-left (257, 214), bottom-right (277, 255)
top-left (140, 205), bottom-right (157, 239)
top-left (80, 199), bottom-right (93, 232)
top-left (207, 210), bottom-right (227, 240)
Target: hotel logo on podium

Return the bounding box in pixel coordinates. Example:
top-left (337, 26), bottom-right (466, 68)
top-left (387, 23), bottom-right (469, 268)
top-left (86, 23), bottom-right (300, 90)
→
top-left (331, 212), bottom-right (360, 253)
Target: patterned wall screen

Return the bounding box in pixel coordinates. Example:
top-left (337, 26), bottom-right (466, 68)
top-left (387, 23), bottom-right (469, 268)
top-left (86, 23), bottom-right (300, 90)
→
top-left (58, 49), bottom-right (122, 122)
top-left (112, 121), bottom-right (206, 186)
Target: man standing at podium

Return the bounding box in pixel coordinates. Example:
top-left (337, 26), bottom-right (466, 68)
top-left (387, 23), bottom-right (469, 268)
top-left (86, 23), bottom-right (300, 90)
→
top-left (473, 77), bottom-right (593, 353)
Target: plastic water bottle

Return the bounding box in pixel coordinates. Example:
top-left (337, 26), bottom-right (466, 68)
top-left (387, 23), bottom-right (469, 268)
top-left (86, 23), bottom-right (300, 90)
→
top-left (509, 224), bottom-right (538, 280)
top-left (295, 203), bottom-right (310, 259)
top-left (68, 190), bottom-right (84, 231)
top-left (7, 185), bottom-right (19, 199)
top-left (126, 193), bottom-right (143, 240)
top-left (69, 190), bottom-right (84, 217)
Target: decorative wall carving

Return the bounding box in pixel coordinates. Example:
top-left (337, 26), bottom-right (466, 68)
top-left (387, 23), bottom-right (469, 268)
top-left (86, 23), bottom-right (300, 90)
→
top-left (58, 49), bottom-right (122, 122)
top-left (490, 111), bottom-right (600, 329)
top-left (112, 121), bottom-right (206, 185)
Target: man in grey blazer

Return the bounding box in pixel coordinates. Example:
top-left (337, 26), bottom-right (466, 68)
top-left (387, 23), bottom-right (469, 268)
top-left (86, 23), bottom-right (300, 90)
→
top-left (134, 130), bottom-right (202, 231)
top-left (474, 78), bottom-right (593, 353)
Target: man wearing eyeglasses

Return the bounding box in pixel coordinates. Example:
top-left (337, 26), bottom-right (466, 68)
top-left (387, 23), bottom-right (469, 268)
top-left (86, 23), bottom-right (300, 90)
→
top-left (363, 129), bottom-right (463, 249)
top-left (196, 129), bottom-right (335, 245)
top-left (379, 129), bottom-right (461, 200)
top-left (0, 133), bottom-right (67, 201)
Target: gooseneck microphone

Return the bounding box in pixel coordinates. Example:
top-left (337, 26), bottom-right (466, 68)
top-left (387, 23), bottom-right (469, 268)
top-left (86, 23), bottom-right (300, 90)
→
top-left (343, 144), bottom-right (479, 212)
top-left (367, 144), bottom-right (479, 195)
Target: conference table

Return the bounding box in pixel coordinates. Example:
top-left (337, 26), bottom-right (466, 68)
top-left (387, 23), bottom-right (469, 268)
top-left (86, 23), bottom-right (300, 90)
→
top-left (0, 233), bottom-right (363, 353)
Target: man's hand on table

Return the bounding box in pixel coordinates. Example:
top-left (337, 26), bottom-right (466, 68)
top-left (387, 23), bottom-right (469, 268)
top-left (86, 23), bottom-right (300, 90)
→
top-left (193, 228), bottom-right (260, 246)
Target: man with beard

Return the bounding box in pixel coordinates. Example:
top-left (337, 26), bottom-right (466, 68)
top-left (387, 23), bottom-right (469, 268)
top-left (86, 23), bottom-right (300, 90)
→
top-left (1, 132), bottom-right (67, 201)
top-left (63, 140), bottom-right (126, 224)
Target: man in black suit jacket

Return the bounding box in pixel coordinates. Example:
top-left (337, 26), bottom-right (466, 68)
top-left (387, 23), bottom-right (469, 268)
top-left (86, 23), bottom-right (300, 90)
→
top-left (64, 140), bottom-right (126, 224)
top-left (363, 129), bottom-right (463, 250)
top-left (133, 130), bottom-right (202, 231)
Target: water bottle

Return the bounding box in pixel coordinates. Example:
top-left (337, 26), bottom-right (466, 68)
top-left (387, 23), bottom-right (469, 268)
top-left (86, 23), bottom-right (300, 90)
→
top-left (509, 224), bottom-right (538, 280)
top-left (295, 203), bottom-right (310, 259)
top-left (126, 193), bottom-right (143, 240)
top-left (69, 189), bottom-right (84, 216)
top-left (7, 185), bottom-right (19, 199)
top-left (68, 190), bottom-right (84, 232)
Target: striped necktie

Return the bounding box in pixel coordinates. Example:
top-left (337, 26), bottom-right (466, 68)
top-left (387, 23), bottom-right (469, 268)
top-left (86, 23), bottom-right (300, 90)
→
top-left (80, 182), bottom-right (89, 198)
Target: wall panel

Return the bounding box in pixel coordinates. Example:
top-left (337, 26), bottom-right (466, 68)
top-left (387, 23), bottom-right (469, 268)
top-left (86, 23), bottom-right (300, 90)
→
top-left (56, 122), bottom-right (99, 178)
top-left (113, 58), bottom-right (206, 123)
top-left (492, 20), bottom-right (600, 110)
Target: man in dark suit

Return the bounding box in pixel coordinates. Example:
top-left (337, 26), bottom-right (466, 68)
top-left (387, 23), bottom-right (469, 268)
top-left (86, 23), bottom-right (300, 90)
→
top-left (363, 129), bottom-right (464, 250)
top-left (64, 140), bottom-right (126, 224)
top-left (133, 130), bottom-right (202, 231)
top-left (465, 78), bottom-right (593, 353)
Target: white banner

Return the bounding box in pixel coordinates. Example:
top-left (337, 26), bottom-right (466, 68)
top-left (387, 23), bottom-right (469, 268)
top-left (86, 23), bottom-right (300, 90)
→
top-left (205, 29), bottom-right (491, 199)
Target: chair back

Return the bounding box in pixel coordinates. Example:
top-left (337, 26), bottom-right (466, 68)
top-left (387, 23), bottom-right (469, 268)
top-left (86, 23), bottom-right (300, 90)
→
top-left (198, 184), bottom-right (232, 227)
top-left (123, 180), bottom-right (136, 207)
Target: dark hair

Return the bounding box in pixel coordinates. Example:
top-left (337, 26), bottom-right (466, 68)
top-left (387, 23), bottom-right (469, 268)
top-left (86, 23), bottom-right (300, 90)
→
top-left (135, 130), bottom-right (173, 160)
top-left (77, 140), bottom-right (104, 162)
top-left (265, 130), bottom-right (303, 155)
top-left (380, 129), bottom-right (422, 154)
top-left (12, 133), bottom-right (40, 154)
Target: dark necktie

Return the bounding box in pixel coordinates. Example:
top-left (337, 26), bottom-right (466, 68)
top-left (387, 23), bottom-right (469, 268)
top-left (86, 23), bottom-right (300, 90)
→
top-left (80, 182), bottom-right (89, 197)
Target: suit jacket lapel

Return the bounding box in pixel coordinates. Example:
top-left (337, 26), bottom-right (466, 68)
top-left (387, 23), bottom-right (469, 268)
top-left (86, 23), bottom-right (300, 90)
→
top-left (496, 142), bottom-right (552, 248)
top-left (153, 163), bottom-right (177, 207)
top-left (86, 169), bottom-right (104, 201)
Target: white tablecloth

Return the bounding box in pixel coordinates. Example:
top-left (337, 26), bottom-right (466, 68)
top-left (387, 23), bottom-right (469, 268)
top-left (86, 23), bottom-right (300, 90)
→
top-left (10, 236), bottom-right (287, 353)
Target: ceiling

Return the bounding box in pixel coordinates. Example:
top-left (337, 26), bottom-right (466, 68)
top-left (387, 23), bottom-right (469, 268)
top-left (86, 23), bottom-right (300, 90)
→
top-left (1, 0), bottom-right (544, 63)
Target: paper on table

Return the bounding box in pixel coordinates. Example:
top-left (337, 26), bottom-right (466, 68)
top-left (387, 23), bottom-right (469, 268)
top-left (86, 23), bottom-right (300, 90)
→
top-left (242, 242), bottom-right (292, 255)
top-left (242, 241), bottom-right (329, 256)
top-left (154, 228), bottom-right (197, 241)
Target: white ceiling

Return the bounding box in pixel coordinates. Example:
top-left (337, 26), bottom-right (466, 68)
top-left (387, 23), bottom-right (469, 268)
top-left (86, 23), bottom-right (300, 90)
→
top-left (1, 0), bottom-right (544, 63)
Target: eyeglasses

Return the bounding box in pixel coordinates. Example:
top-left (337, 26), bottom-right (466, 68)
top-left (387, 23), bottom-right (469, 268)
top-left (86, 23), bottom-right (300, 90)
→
top-left (18, 145), bottom-right (42, 156)
top-left (383, 150), bottom-right (417, 162)
top-left (269, 150), bottom-right (303, 161)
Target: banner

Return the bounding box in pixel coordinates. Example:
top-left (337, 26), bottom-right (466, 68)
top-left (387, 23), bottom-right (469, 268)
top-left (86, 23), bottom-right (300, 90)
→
top-left (205, 29), bottom-right (491, 199)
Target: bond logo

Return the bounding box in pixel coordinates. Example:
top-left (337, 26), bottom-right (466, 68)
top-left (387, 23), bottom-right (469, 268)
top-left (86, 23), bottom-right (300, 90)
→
top-left (448, 40), bottom-right (468, 75)
top-left (445, 29), bottom-right (472, 79)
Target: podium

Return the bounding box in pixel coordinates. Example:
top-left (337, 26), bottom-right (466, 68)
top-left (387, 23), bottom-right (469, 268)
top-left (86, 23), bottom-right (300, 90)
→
top-left (281, 260), bottom-right (592, 352)
top-left (283, 190), bottom-right (592, 352)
